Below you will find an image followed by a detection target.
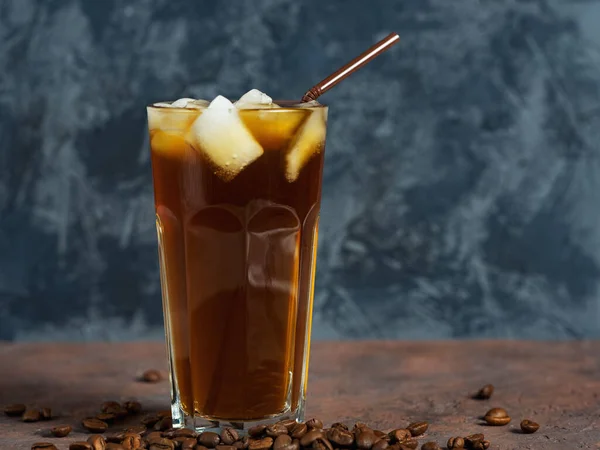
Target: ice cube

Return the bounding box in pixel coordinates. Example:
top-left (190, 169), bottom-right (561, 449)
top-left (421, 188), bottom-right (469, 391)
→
top-left (188, 95), bottom-right (264, 181)
top-left (171, 97), bottom-right (198, 108)
top-left (285, 108), bottom-right (327, 182)
top-left (238, 89), bottom-right (272, 105)
top-left (209, 95), bottom-right (235, 109)
top-left (235, 89), bottom-right (278, 109)
top-left (186, 99), bottom-right (210, 109)
top-left (153, 98), bottom-right (209, 109)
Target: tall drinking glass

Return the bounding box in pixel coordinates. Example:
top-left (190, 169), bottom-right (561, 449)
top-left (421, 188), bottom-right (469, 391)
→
top-left (147, 99), bottom-right (327, 432)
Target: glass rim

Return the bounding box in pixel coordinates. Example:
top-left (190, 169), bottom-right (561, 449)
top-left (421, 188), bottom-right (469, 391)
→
top-left (147, 99), bottom-right (328, 111)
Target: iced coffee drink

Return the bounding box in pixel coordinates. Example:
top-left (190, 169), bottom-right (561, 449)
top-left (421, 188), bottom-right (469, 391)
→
top-left (148, 90), bottom-right (327, 431)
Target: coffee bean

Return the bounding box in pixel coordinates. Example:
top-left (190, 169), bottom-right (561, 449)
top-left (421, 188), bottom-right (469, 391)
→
top-left (125, 426), bottom-right (147, 435)
top-left (216, 445), bottom-right (237, 450)
top-left (305, 418), bottom-right (323, 430)
top-left (474, 384), bottom-right (494, 400)
top-left (275, 438), bottom-right (300, 450)
top-left (154, 416), bottom-right (173, 431)
top-left (106, 432), bottom-right (125, 443)
top-left (162, 428), bottom-right (177, 439)
top-left (220, 427), bottom-right (239, 444)
top-left (141, 414), bottom-right (161, 427)
top-left (330, 423), bottom-right (349, 432)
top-left (420, 443), bottom-right (440, 450)
top-left (96, 413), bottom-right (117, 423)
top-left (372, 439), bottom-right (389, 450)
top-left (484, 407), bottom-right (508, 418)
top-left (274, 434), bottom-right (292, 450)
top-left (168, 428), bottom-right (195, 438)
top-left (300, 430), bottom-right (324, 447)
top-left (373, 431), bottom-right (386, 438)
top-left (446, 437), bottom-right (464, 449)
top-left (229, 436), bottom-right (249, 450)
top-left (388, 430), bottom-right (411, 443)
top-left (123, 401), bottom-right (142, 414)
top-left (51, 425), bottom-right (73, 437)
top-left (87, 434), bottom-right (107, 450)
top-left (23, 408), bottom-right (42, 422)
top-left (312, 437), bottom-right (333, 450)
top-left (145, 431), bottom-right (164, 442)
top-left (5, 403), bottom-right (26, 416)
top-left (82, 418), bottom-right (109, 433)
top-left (248, 437), bottom-right (273, 450)
top-left (266, 423), bottom-right (289, 437)
top-left (70, 442), bottom-right (93, 450)
top-left (397, 439), bottom-right (418, 450)
top-left (483, 408), bottom-right (510, 426)
top-left (463, 434), bottom-right (484, 449)
top-left (520, 419), bottom-right (539, 434)
top-left (278, 419), bottom-right (297, 431)
top-left (106, 444), bottom-right (125, 450)
top-left (101, 402), bottom-right (121, 413)
top-left (32, 443), bottom-right (58, 450)
top-left (147, 437), bottom-right (175, 450)
top-left (290, 422), bottom-right (308, 439)
top-left (40, 407), bottom-right (52, 420)
top-left (249, 425), bottom-right (267, 437)
top-left (122, 432), bottom-right (143, 449)
top-left (327, 428), bottom-right (354, 446)
top-left (196, 446), bottom-right (210, 450)
top-left (352, 423), bottom-right (369, 437)
top-left (179, 437), bottom-right (197, 450)
top-left (142, 369), bottom-right (163, 383)
top-left (407, 422), bottom-right (428, 437)
top-left (356, 431), bottom-right (378, 450)
top-left (468, 441), bottom-right (490, 450)
top-left (198, 432), bottom-right (221, 448)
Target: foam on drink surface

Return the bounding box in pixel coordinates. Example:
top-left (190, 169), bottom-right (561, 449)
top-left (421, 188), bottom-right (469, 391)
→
top-left (147, 90), bottom-right (326, 181)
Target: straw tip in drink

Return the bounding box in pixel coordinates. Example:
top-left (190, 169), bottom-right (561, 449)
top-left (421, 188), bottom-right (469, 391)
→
top-left (302, 87), bottom-right (321, 103)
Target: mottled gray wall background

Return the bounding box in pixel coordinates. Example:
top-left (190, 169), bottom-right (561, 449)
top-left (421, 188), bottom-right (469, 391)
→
top-left (1, 0), bottom-right (600, 341)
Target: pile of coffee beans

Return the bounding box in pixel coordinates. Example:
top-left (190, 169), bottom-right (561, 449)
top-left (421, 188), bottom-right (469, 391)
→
top-left (4, 383), bottom-right (541, 450)
top-left (30, 417), bottom-right (436, 450)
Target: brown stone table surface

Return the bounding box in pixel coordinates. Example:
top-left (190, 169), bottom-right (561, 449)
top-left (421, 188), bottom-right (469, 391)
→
top-left (0, 341), bottom-right (599, 449)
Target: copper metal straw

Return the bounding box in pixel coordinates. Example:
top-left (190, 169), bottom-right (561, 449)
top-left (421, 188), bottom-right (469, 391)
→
top-left (302, 33), bottom-right (400, 102)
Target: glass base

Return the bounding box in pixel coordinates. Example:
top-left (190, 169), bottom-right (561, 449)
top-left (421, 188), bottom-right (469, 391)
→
top-left (170, 399), bottom-right (305, 433)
